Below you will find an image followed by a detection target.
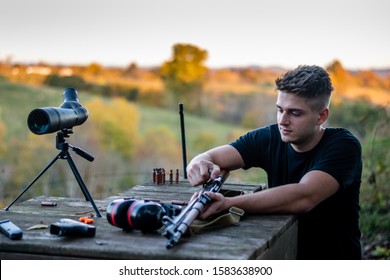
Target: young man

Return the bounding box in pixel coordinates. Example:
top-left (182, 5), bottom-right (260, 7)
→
top-left (186, 65), bottom-right (362, 259)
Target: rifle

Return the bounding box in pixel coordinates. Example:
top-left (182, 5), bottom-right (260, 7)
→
top-left (161, 170), bottom-right (229, 249)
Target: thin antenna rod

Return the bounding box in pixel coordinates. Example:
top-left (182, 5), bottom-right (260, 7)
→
top-left (179, 103), bottom-right (187, 179)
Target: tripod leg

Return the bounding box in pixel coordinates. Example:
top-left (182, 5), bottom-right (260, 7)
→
top-left (4, 152), bottom-right (61, 211)
top-left (65, 151), bottom-right (102, 217)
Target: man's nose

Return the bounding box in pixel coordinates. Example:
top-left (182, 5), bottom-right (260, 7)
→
top-left (278, 112), bottom-right (289, 125)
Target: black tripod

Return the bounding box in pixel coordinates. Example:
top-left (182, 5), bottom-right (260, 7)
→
top-left (4, 129), bottom-right (102, 217)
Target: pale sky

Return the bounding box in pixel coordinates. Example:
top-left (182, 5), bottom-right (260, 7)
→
top-left (1, 0), bottom-right (389, 70)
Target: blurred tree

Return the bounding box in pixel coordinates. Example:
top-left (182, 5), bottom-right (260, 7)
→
top-left (4, 134), bottom-right (55, 200)
top-left (326, 60), bottom-right (354, 93)
top-left (0, 113), bottom-right (6, 154)
top-left (86, 63), bottom-right (104, 77)
top-left (210, 69), bottom-right (241, 83)
top-left (329, 99), bottom-right (387, 138)
top-left (134, 125), bottom-right (181, 172)
top-left (191, 131), bottom-right (217, 155)
top-left (160, 43), bottom-right (208, 113)
top-left (44, 74), bottom-right (87, 89)
top-left (84, 97), bottom-right (140, 159)
top-left (138, 89), bottom-right (166, 107)
top-left (240, 68), bottom-right (260, 83)
top-left (355, 70), bottom-right (384, 88)
top-left (385, 75), bottom-right (390, 90)
top-left (0, 114), bottom-right (5, 203)
top-left (122, 62), bottom-right (140, 78)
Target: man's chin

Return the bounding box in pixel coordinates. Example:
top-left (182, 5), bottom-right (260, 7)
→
top-left (281, 135), bottom-right (293, 143)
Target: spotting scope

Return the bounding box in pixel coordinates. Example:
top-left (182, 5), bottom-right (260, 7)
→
top-left (27, 88), bottom-right (88, 135)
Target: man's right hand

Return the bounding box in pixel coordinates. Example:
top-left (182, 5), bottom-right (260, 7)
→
top-left (186, 159), bottom-right (221, 186)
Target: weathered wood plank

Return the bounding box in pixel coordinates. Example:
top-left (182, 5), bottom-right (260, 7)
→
top-left (0, 182), bottom-right (296, 260)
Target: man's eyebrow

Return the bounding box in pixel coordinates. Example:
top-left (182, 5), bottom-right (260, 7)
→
top-left (275, 104), bottom-right (304, 111)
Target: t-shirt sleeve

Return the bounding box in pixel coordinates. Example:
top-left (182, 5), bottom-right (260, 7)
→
top-left (310, 131), bottom-right (362, 190)
top-left (229, 125), bottom-right (273, 170)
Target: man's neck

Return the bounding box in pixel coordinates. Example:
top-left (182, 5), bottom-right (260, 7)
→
top-left (291, 127), bottom-right (326, 153)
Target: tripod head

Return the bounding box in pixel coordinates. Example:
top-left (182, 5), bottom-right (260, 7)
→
top-left (56, 129), bottom-right (94, 162)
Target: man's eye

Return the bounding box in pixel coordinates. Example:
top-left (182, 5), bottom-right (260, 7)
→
top-left (291, 111), bottom-right (302, 116)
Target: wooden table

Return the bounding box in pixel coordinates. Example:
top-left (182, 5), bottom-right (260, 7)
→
top-left (0, 181), bottom-right (297, 260)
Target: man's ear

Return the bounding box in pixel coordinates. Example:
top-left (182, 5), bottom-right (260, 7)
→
top-left (317, 108), bottom-right (329, 125)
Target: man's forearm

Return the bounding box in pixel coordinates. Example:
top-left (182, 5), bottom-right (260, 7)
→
top-left (224, 183), bottom-right (315, 214)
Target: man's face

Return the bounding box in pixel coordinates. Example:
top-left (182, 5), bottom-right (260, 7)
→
top-left (276, 91), bottom-right (325, 151)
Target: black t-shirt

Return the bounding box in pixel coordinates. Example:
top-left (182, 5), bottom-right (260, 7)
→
top-left (230, 124), bottom-right (362, 259)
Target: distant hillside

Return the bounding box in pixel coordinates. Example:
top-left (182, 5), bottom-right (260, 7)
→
top-left (0, 80), bottom-right (263, 194)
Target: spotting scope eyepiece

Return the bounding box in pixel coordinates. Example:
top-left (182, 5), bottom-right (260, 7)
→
top-left (27, 88), bottom-right (88, 135)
